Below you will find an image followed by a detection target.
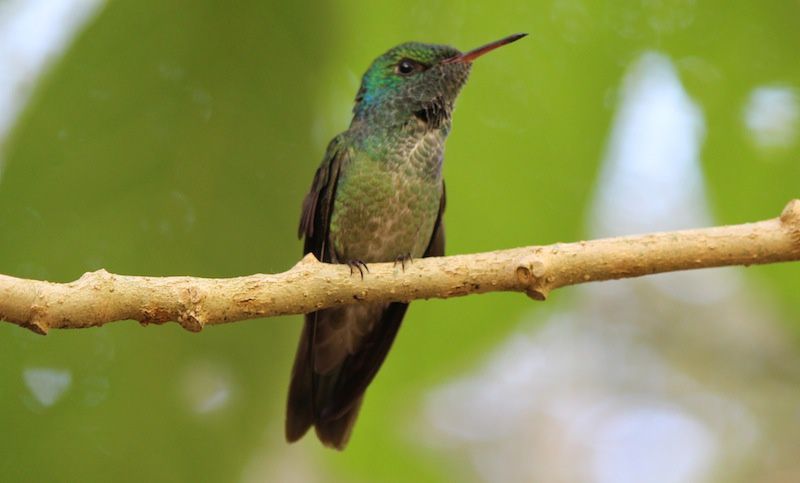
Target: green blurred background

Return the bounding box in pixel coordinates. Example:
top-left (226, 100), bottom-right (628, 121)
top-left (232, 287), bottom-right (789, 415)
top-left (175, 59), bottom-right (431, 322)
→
top-left (0, 1), bottom-right (798, 482)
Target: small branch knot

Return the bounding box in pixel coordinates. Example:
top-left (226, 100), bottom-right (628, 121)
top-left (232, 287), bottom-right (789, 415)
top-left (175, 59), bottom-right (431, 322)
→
top-left (516, 257), bottom-right (548, 301)
top-left (780, 199), bottom-right (799, 223)
top-left (298, 253), bottom-right (320, 266)
top-left (780, 199), bottom-right (800, 247)
top-left (526, 289), bottom-right (547, 301)
top-left (25, 287), bottom-right (51, 335)
top-left (176, 287), bottom-right (206, 332)
top-left (178, 312), bottom-right (204, 332)
top-left (79, 268), bottom-right (111, 282)
top-left (515, 265), bottom-right (532, 284)
top-left (24, 317), bottom-right (49, 335)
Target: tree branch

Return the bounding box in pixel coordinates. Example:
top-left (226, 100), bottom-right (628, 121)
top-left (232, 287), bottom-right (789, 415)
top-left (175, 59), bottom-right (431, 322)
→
top-left (2, 200), bottom-right (798, 335)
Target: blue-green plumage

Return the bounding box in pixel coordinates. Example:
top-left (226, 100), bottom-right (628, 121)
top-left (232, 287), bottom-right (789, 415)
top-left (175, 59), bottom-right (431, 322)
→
top-left (287, 33), bottom-right (526, 449)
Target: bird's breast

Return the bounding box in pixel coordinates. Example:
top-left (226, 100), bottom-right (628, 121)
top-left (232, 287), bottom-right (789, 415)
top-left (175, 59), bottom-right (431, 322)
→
top-left (329, 129), bottom-right (445, 263)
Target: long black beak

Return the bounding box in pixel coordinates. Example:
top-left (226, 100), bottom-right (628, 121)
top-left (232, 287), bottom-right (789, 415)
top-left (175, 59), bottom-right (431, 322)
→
top-left (441, 33), bottom-right (527, 64)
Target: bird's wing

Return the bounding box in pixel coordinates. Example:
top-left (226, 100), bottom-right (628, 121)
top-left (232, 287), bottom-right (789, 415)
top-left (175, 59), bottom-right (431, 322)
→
top-left (287, 135), bottom-right (347, 444)
top-left (298, 134), bottom-right (346, 262)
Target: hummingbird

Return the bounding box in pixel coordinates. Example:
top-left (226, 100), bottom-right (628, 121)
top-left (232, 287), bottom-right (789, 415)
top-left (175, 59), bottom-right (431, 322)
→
top-left (286, 33), bottom-right (527, 449)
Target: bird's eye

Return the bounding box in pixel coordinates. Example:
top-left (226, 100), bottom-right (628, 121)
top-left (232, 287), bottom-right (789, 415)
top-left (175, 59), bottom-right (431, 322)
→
top-left (396, 59), bottom-right (422, 76)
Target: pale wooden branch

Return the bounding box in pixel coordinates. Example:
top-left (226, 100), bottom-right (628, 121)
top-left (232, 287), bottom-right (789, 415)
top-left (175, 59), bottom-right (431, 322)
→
top-left (1, 200), bottom-right (798, 335)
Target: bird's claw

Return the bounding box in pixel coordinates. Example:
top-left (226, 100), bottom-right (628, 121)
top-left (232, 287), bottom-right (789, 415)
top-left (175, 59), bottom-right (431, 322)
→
top-left (393, 253), bottom-right (413, 271)
top-left (347, 260), bottom-right (369, 279)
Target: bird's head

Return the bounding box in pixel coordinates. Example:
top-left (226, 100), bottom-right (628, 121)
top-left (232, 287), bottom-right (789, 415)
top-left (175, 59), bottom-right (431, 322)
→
top-left (353, 33), bottom-right (526, 126)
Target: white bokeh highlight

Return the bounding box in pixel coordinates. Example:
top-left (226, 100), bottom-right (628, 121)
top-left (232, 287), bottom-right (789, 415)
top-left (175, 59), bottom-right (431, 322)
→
top-left (180, 361), bottom-right (235, 415)
top-left (23, 367), bottom-right (72, 407)
top-left (743, 86), bottom-right (799, 151)
top-left (0, 0), bottom-right (103, 172)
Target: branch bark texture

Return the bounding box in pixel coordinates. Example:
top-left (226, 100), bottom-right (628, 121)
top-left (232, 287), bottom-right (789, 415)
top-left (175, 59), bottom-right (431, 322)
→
top-left (2, 200), bottom-right (799, 335)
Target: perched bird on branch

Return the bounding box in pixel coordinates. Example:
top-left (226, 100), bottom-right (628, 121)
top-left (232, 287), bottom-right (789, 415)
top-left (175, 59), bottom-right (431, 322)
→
top-left (286, 33), bottom-right (527, 449)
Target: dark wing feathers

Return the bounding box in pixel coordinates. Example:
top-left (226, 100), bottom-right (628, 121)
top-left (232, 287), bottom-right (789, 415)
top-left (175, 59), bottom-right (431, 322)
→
top-left (319, 302), bottom-right (409, 422)
top-left (287, 136), bottom-right (346, 444)
top-left (285, 319), bottom-right (314, 442)
top-left (298, 135), bottom-right (345, 261)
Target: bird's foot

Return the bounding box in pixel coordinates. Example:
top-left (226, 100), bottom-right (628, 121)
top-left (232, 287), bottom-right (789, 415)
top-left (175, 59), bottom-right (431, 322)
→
top-left (346, 259), bottom-right (369, 279)
top-left (393, 253), bottom-right (413, 271)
